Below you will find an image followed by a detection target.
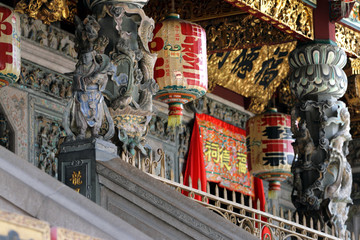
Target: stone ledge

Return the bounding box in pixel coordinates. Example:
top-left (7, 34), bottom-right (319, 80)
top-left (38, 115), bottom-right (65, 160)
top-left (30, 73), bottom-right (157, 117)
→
top-left (0, 146), bottom-right (151, 240)
top-left (97, 158), bottom-right (258, 240)
top-left (21, 38), bottom-right (76, 74)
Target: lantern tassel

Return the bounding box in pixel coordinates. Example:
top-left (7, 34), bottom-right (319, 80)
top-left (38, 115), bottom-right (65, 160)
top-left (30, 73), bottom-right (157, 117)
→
top-left (168, 103), bottom-right (184, 128)
top-left (268, 180), bottom-right (281, 199)
top-left (168, 114), bottom-right (182, 128)
top-left (268, 190), bottom-right (278, 199)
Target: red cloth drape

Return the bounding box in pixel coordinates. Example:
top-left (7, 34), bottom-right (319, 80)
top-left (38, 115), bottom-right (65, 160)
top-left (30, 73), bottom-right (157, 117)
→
top-left (183, 118), bottom-right (207, 201)
top-left (252, 176), bottom-right (265, 212)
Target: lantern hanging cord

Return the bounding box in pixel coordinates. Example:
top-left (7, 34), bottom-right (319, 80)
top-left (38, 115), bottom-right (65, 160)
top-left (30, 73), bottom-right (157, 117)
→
top-left (171, 0), bottom-right (175, 13)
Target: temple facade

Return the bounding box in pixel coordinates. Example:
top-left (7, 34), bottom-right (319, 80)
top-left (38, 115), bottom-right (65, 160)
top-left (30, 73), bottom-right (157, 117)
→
top-left (0, 0), bottom-right (359, 239)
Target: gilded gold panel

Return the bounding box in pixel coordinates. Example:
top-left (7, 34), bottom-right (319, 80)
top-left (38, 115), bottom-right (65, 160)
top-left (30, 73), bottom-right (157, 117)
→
top-left (15, 0), bottom-right (71, 24)
top-left (145, 1), bottom-right (294, 52)
top-left (199, 14), bottom-right (294, 52)
top-left (207, 41), bottom-right (297, 113)
top-left (225, 0), bottom-right (314, 39)
top-left (336, 23), bottom-right (360, 57)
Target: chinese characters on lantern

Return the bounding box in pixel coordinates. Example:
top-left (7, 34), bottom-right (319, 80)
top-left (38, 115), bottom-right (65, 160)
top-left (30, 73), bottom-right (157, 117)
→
top-left (150, 14), bottom-right (208, 127)
top-left (0, 4), bottom-right (20, 87)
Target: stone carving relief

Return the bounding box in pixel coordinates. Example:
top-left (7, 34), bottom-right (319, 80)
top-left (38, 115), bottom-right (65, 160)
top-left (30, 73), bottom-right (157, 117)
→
top-left (148, 115), bottom-right (176, 143)
top-left (185, 95), bottom-right (251, 129)
top-left (0, 87), bottom-right (28, 160)
top-left (0, 113), bottom-right (11, 150)
top-left (36, 116), bottom-right (65, 178)
top-left (19, 13), bottom-right (77, 59)
top-left (17, 60), bottom-right (73, 99)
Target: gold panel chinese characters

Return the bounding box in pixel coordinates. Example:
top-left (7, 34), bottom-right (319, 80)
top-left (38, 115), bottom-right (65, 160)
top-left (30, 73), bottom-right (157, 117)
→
top-left (208, 41), bottom-right (297, 114)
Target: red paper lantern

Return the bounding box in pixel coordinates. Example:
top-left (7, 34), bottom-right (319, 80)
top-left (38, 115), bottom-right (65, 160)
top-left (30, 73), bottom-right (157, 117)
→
top-left (150, 13), bottom-right (208, 127)
top-left (246, 108), bottom-right (294, 198)
top-left (0, 4), bottom-right (20, 88)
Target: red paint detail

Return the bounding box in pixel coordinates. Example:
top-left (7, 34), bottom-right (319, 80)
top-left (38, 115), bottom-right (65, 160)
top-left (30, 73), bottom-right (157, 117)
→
top-left (262, 226), bottom-right (272, 240)
top-left (149, 23), bottom-right (164, 52)
top-left (50, 227), bottom-right (57, 240)
top-left (262, 140), bottom-right (293, 153)
top-left (169, 105), bottom-right (184, 116)
top-left (260, 114), bottom-right (289, 127)
top-left (183, 55), bottom-right (200, 70)
top-left (0, 79), bottom-right (9, 87)
top-left (154, 57), bottom-right (165, 80)
top-left (314, 0), bottom-right (335, 41)
top-left (0, 7), bottom-right (12, 36)
top-left (211, 85), bottom-right (246, 107)
top-left (269, 181), bottom-right (281, 191)
top-left (153, 22), bottom-right (163, 36)
top-left (0, 42), bottom-right (13, 71)
top-left (180, 22), bottom-right (202, 36)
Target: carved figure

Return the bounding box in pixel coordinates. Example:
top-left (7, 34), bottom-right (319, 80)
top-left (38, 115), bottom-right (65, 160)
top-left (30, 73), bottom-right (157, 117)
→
top-left (62, 16), bottom-right (114, 141)
top-left (95, 4), bottom-right (158, 156)
top-left (37, 122), bottom-right (62, 178)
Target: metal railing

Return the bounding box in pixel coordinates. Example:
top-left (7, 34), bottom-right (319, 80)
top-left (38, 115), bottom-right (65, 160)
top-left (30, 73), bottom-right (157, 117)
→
top-left (121, 149), bottom-right (358, 240)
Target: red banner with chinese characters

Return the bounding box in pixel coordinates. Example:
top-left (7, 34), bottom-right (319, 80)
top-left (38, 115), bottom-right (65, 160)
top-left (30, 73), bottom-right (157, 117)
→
top-left (197, 113), bottom-right (254, 197)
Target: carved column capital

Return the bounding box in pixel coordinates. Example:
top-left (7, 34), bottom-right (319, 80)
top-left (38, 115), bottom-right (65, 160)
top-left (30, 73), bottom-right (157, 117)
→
top-left (289, 43), bottom-right (347, 100)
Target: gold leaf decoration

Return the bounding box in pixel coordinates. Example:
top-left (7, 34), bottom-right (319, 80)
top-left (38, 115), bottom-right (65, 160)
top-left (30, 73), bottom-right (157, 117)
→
top-left (207, 41), bottom-right (297, 114)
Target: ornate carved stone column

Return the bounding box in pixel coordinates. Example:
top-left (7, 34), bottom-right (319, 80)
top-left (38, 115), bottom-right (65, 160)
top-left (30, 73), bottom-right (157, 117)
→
top-left (85, 0), bottom-right (158, 157)
top-left (289, 43), bottom-right (352, 238)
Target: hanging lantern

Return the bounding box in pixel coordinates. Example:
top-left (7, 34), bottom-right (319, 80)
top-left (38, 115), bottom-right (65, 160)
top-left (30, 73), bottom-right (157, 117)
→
top-left (246, 108), bottom-right (294, 199)
top-left (0, 4), bottom-right (20, 88)
top-left (149, 13), bottom-right (208, 127)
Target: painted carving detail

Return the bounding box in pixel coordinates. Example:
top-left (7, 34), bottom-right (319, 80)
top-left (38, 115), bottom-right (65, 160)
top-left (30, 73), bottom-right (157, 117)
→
top-left (289, 43), bottom-right (352, 239)
top-left (186, 95), bottom-right (251, 129)
top-left (19, 13), bottom-right (77, 59)
top-left (17, 60), bottom-right (73, 99)
top-left (36, 116), bottom-right (65, 178)
top-left (89, 2), bottom-right (158, 156)
top-left (0, 113), bottom-right (10, 150)
top-left (63, 16), bottom-right (115, 141)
